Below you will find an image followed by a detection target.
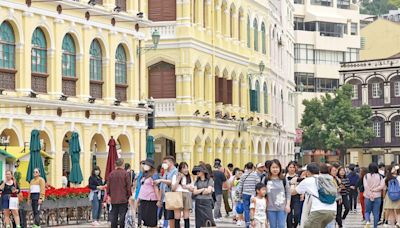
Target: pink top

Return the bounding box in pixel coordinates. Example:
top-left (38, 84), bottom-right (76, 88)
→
top-left (138, 177), bottom-right (158, 201)
top-left (363, 173), bottom-right (385, 200)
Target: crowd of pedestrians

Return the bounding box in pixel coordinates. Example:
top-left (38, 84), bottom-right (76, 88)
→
top-left (5, 156), bottom-right (400, 228)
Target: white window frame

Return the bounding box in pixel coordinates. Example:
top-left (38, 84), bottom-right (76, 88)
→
top-left (352, 84), bottom-right (358, 100)
top-left (395, 81), bottom-right (400, 97)
top-left (372, 83), bottom-right (381, 98)
top-left (373, 121), bottom-right (381, 137)
top-left (395, 121), bottom-right (400, 137)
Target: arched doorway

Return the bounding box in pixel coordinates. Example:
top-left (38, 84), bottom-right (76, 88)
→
top-left (265, 142), bottom-right (271, 160)
top-left (223, 139), bottom-right (231, 165)
top-left (240, 141), bottom-right (246, 168)
top-left (62, 131), bottom-right (73, 180)
top-left (204, 137), bottom-right (212, 164)
top-left (0, 129), bottom-right (20, 147)
top-left (232, 139), bottom-right (240, 167)
top-left (154, 137), bottom-right (176, 167)
top-left (90, 133), bottom-right (107, 173)
top-left (257, 141), bottom-right (262, 163)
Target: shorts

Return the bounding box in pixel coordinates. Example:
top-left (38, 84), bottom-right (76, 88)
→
top-left (1, 194), bottom-right (10, 209)
top-left (182, 192), bottom-right (192, 209)
top-left (163, 202), bottom-right (175, 220)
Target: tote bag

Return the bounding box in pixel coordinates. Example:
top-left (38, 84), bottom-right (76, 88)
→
top-left (9, 197), bottom-right (19, 210)
top-left (165, 191), bottom-right (183, 210)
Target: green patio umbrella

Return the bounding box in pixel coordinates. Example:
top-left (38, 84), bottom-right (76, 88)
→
top-left (26, 129), bottom-right (47, 182)
top-left (146, 135), bottom-right (155, 159)
top-left (68, 132), bottom-right (83, 184)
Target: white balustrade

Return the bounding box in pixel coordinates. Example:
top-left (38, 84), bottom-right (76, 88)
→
top-left (154, 99), bottom-right (176, 117)
top-left (151, 22), bottom-right (177, 39)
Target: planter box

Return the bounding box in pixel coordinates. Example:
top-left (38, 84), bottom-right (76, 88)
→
top-left (76, 198), bottom-right (90, 207)
top-left (58, 198), bottom-right (77, 208)
top-left (42, 199), bottom-right (58, 210)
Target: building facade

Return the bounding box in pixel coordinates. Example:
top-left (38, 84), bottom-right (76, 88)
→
top-left (341, 58), bottom-right (400, 166)
top-left (360, 19), bottom-right (400, 60)
top-left (293, 0), bottom-right (361, 126)
top-left (0, 0), bottom-right (149, 187)
top-left (145, 0), bottom-right (296, 168)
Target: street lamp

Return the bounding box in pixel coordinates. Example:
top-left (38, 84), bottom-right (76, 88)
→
top-left (259, 61), bottom-right (265, 74)
top-left (137, 30), bottom-right (160, 55)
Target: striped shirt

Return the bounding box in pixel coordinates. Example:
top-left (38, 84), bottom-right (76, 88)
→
top-left (339, 177), bottom-right (350, 195)
top-left (236, 171), bottom-right (261, 198)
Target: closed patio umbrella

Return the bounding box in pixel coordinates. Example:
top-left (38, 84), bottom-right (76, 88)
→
top-left (26, 129), bottom-right (47, 182)
top-left (105, 136), bottom-right (118, 181)
top-left (68, 132), bottom-right (83, 184)
top-left (146, 135), bottom-right (155, 159)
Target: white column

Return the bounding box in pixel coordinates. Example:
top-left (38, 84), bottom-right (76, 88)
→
top-left (384, 82), bottom-right (391, 104)
top-left (385, 121), bottom-right (391, 143)
top-left (362, 84), bottom-right (368, 105)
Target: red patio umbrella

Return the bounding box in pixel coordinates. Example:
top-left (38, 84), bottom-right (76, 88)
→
top-left (105, 136), bottom-right (118, 182)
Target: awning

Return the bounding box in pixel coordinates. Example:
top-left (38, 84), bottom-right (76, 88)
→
top-left (0, 149), bottom-right (16, 159)
top-left (305, 11), bottom-right (348, 24)
top-left (0, 146), bottom-right (53, 160)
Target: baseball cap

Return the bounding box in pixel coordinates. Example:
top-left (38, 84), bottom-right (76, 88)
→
top-left (256, 163), bottom-right (265, 169)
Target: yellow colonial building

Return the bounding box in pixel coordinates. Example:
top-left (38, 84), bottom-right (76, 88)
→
top-left (145, 0), bottom-right (296, 168)
top-left (0, 0), bottom-right (150, 187)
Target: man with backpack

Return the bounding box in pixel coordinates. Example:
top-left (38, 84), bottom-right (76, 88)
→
top-left (295, 162), bottom-right (337, 228)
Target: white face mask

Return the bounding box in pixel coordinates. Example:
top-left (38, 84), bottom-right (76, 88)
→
top-left (94, 170), bottom-right (100, 176)
top-left (162, 163), bottom-right (169, 170)
top-left (379, 169), bottom-right (385, 175)
top-left (143, 164), bottom-right (151, 171)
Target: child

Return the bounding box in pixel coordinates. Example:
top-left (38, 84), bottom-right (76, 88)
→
top-left (232, 168), bottom-right (245, 226)
top-left (250, 183), bottom-right (268, 228)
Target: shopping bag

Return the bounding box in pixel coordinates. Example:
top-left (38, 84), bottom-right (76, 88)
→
top-left (165, 191), bottom-right (183, 210)
top-left (9, 196), bottom-right (19, 210)
top-left (200, 220), bottom-right (216, 228)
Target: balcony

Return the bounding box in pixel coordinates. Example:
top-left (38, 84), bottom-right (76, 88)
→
top-left (154, 99), bottom-right (176, 117)
top-left (150, 22), bottom-right (176, 40)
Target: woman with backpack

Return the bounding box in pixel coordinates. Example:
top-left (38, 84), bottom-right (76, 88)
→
top-left (266, 159), bottom-right (291, 228)
top-left (0, 170), bottom-right (21, 228)
top-left (364, 162), bottom-right (386, 228)
top-left (337, 167), bottom-right (351, 226)
top-left (383, 165), bottom-right (400, 226)
top-left (138, 158), bottom-right (162, 228)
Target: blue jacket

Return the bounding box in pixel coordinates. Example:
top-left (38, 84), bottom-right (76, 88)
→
top-left (347, 171), bottom-right (359, 187)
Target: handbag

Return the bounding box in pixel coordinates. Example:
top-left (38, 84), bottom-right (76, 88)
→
top-left (9, 196), bottom-right (19, 210)
top-left (165, 191), bottom-right (183, 210)
top-left (200, 220), bottom-right (216, 228)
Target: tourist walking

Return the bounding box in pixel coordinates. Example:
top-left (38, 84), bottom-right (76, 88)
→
top-left (88, 166), bottom-right (105, 226)
top-left (265, 159), bottom-right (291, 228)
top-left (357, 167), bottom-right (368, 221)
top-left (0, 170), bottom-right (20, 228)
top-left (212, 159), bottom-right (227, 221)
top-left (28, 168), bottom-right (46, 228)
top-left (231, 168), bottom-right (244, 226)
top-left (155, 156), bottom-right (178, 228)
top-left (107, 158), bottom-right (132, 228)
top-left (250, 183), bottom-right (268, 228)
top-left (347, 164), bottom-right (360, 213)
top-left (192, 165), bottom-right (215, 228)
top-left (383, 165), bottom-right (400, 226)
top-left (337, 167), bottom-right (351, 225)
top-left (236, 162), bottom-right (261, 228)
top-left (364, 162), bottom-right (385, 228)
top-left (138, 158), bottom-right (162, 228)
top-left (171, 162), bottom-right (192, 228)
top-left (295, 163), bottom-right (337, 228)
top-left (286, 161), bottom-right (301, 228)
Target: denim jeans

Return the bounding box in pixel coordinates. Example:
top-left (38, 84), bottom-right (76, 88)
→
top-left (243, 194), bottom-right (252, 228)
top-left (91, 197), bottom-right (102, 221)
top-left (365, 197), bottom-right (382, 228)
top-left (267, 210), bottom-right (286, 228)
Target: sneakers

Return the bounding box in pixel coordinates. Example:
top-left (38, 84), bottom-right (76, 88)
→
top-left (365, 222), bottom-right (371, 228)
top-left (91, 221), bottom-right (100, 226)
top-left (236, 220), bottom-right (243, 226)
top-left (215, 217), bottom-right (222, 222)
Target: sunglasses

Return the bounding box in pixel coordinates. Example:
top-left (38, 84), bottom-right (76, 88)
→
top-left (34, 171), bottom-right (39, 173)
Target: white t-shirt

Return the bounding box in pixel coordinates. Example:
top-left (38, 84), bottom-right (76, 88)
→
top-left (250, 196), bottom-right (267, 221)
top-left (171, 175), bottom-right (190, 193)
top-left (296, 175), bottom-right (337, 212)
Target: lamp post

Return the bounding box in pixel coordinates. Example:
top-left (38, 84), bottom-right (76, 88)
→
top-left (137, 30), bottom-right (160, 55)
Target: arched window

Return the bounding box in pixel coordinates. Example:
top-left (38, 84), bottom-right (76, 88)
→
top-left (253, 19), bottom-right (258, 51)
top-left (31, 28), bottom-right (47, 74)
top-left (255, 81), bottom-right (260, 112)
top-left (247, 16), bottom-right (250, 48)
top-left (0, 21), bottom-right (16, 90)
top-left (89, 39), bottom-right (103, 99)
top-left (31, 27), bottom-right (48, 93)
top-left (115, 44), bottom-right (127, 101)
top-left (264, 82), bottom-right (268, 114)
top-left (62, 34), bottom-right (76, 78)
top-left (261, 22), bottom-right (266, 54)
top-left (61, 34), bottom-right (76, 96)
